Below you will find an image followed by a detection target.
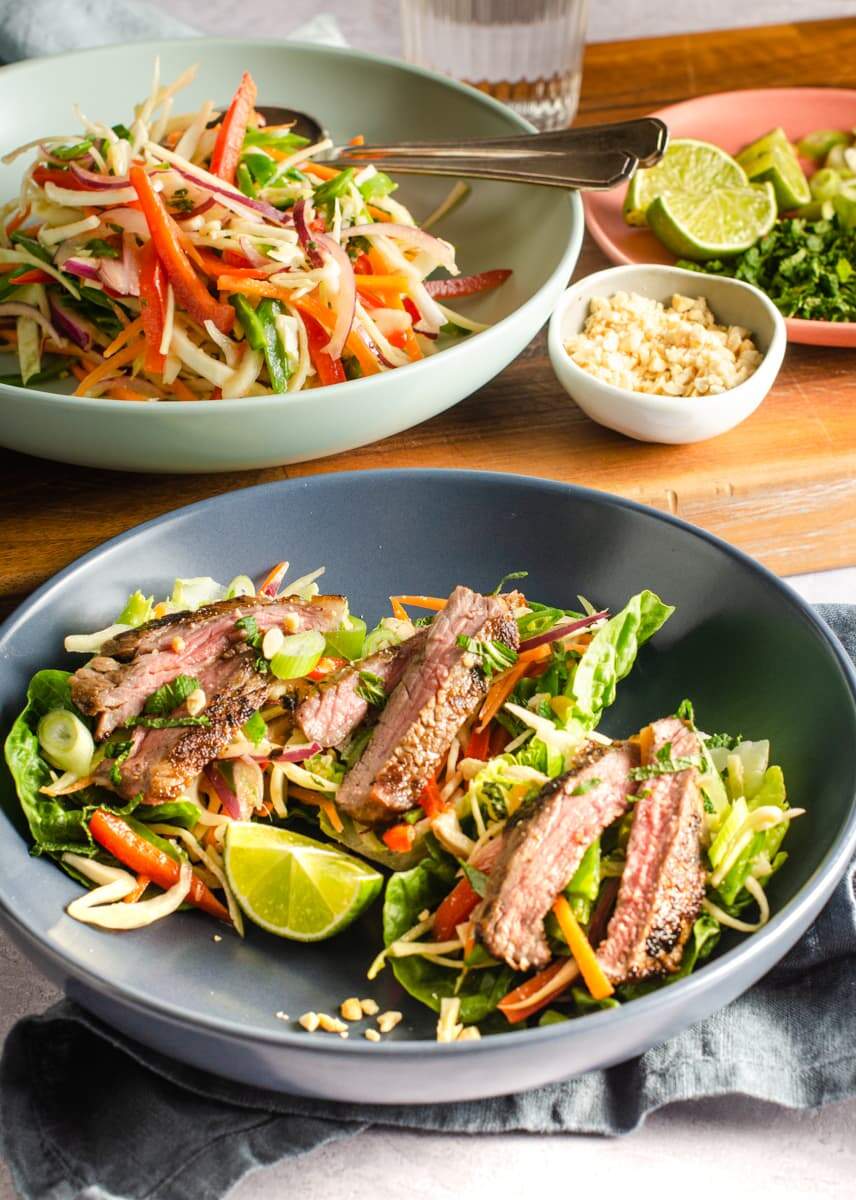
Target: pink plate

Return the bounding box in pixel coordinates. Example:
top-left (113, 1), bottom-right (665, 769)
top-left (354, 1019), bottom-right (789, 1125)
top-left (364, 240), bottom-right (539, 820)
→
top-left (584, 88), bottom-right (856, 347)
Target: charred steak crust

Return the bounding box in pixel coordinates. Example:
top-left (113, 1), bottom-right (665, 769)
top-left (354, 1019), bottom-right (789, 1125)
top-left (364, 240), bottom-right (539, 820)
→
top-left (597, 717), bottom-right (705, 985)
top-left (336, 587), bottom-right (519, 827)
top-left (100, 650), bottom-right (269, 802)
top-left (477, 741), bottom-right (640, 972)
top-left (296, 630), bottom-right (428, 749)
top-left (71, 593), bottom-right (346, 739)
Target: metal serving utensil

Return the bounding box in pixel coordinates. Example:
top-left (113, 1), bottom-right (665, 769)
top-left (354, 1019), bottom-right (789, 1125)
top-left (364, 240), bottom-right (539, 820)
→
top-left (252, 107), bottom-right (668, 191)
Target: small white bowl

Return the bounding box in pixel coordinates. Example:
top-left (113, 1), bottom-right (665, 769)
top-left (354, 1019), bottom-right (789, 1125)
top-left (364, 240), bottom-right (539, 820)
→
top-left (547, 264), bottom-right (787, 444)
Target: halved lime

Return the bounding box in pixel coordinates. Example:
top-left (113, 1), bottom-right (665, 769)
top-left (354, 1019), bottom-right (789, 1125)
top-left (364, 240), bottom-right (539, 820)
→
top-left (224, 822), bottom-right (383, 941)
top-left (646, 182), bottom-right (777, 260)
top-left (623, 138), bottom-right (747, 226)
top-left (736, 127), bottom-right (795, 168)
top-left (742, 147), bottom-right (810, 210)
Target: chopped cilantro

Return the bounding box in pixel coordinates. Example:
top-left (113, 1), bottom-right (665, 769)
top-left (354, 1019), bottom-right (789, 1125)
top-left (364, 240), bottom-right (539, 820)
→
top-left (144, 674), bottom-right (200, 716)
top-left (461, 863), bottom-right (489, 898)
top-left (242, 711), bottom-right (267, 745)
top-left (356, 670), bottom-right (386, 707)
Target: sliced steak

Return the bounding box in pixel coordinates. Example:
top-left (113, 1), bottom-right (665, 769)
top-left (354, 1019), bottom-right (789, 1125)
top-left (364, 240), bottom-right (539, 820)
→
top-left (296, 630), bottom-right (427, 748)
top-left (597, 716), bottom-right (705, 985)
top-left (477, 741), bottom-right (640, 972)
top-left (72, 593), bottom-right (346, 739)
top-left (97, 651), bottom-right (269, 803)
top-left (336, 586), bottom-right (519, 826)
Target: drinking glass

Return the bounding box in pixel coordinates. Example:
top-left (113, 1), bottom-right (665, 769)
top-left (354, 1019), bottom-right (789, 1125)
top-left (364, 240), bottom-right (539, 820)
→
top-left (399, 0), bottom-right (589, 131)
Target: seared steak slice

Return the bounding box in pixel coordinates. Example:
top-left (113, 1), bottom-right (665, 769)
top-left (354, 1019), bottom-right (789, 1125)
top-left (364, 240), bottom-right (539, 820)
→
top-left (98, 651), bottom-right (269, 803)
top-left (597, 717), bottom-right (705, 984)
top-left (477, 742), bottom-right (639, 972)
top-left (336, 586), bottom-right (519, 826)
top-left (296, 631), bottom-right (427, 748)
top-left (72, 593), bottom-right (346, 739)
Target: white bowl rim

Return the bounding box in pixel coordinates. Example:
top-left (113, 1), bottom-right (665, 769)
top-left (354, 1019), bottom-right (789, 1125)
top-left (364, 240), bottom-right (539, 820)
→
top-left (548, 262), bottom-right (787, 413)
top-left (0, 36), bottom-right (583, 417)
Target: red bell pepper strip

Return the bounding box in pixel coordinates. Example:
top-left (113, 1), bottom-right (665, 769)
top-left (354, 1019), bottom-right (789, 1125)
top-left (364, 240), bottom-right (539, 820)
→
top-left (433, 875), bottom-right (481, 943)
top-left (210, 72), bottom-right (257, 185)
top-left (89, 808), bottom-right (231, 922)
top-left (497, 959), bottom-right (569, 1024)
top-left (424, 269), bottom-right (512, 299)
top-left (129, 165), bottom-right (235, 334)
top-left (307, 656), bottom-right (347, 682)
top-left (301, 310), bottom-right (346, 386)
top-left (381, 823), bottom-right (416, 854)
top-left (419, 776), bottom-right (445, 819)
top-left (32, 165), bottom-right (90, 191)
top-left (138, 241), bottom-right (167, 373)
top-left (465, 725), bottom-right (492, 761)
top-left (10, 269), bottom-right (52, 285)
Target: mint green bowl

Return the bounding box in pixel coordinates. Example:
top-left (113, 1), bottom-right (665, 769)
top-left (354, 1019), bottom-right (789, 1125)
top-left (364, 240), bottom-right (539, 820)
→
top-left (0, 39), bottom-right (582, 473)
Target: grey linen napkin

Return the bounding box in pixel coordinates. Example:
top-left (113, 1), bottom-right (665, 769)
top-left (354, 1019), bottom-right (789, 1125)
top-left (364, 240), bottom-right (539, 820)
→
top-left (1, 603), bottom-right (854, 1199)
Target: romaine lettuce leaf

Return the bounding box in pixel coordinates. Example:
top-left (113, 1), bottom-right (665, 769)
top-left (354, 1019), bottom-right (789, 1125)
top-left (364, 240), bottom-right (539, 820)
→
top-left (3, 670), bottom-right (131, 856)
top-left (382, 843), bottom-right (514, 1022)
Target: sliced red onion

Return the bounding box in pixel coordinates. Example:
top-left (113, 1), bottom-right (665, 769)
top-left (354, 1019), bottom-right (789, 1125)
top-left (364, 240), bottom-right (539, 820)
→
top-left (293, 199), bottom-right (322, 268)
top-left (98, 233), bottom-right (140, 297)
top-left (278, 742), bottom-right (322, 763)
top-left (341, 223), bottom-right (457, 272)
top-left (519, 610), bottom-right (609, 653)
top-left (63, 257), bottom-right (101, 281)
top-left (48, 295), bottom-right (96, 349)
top-left (0, 303), bottom-right (63, 344)
top-left (172, 164), bottom-right (291, 226)
top-left (314, 233), bottom-right (355, 359)
top-left (70, 160), bottom-right (129, 189)
top-left (239, 236), bottom-right (270, 267)
top-left (204, 762), bottom-right (242, 821)
top-left (102, 208), bottom-right (148, 238)
top-left (181, 196), bottom-right (216, 221)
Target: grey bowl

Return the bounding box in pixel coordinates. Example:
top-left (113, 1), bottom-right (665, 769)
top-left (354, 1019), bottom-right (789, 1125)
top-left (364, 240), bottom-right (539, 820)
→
top-left (0, 470), bottom-right (854, 1102)
top-left (0, 39), bottom-right (581, 473)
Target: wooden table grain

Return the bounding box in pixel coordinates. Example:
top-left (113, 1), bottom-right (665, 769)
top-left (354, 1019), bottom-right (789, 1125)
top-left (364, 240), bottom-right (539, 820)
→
top-left (1, 17), bottom-right (854, 618)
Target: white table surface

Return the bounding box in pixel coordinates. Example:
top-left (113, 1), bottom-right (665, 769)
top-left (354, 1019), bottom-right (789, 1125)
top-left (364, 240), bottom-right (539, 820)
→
top-left (2, 3), bottom-right (856, 1195)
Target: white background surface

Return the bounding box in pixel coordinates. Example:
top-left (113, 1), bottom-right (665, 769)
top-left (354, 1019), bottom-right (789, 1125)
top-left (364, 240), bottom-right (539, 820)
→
top-left (2, 1), bottom-right (856, 1197)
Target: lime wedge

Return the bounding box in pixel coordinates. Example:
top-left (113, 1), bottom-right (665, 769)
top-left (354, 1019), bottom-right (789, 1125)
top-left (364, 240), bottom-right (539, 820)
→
top-left (623, 138), bottom-right (747, 227)
top-left (742, 146), bottom-right (811, 210)
top-left (736, 127), bottom-right (795, 168)
top-left (646, 183), bottom-right (777, 260)
top-left (224, 822), bottom-right (383, 941)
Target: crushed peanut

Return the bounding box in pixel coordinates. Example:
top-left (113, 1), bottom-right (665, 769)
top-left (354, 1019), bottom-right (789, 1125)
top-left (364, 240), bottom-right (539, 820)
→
top-left (365, 1028), bottom-right (381, 1042)
top-left (564, 291), bottom-right (763, 397)
top-left (298, 1011), bottom-right (320, 1032)
top-left (317, 1013), bottom-right (349, 1034)
top-left (170, 635), bottom-right (186, 653)
top-left (282, 613), bottom-right (300, 634)
top-left (456, 1026), bottom-right (481, 1042)
top-left (212, 933), bottom-right (222, 943)
top-left (377, 1010), bottom-right (403, 1034)
top-left (340, 997), bottom-right (363, 1022)
top-left (262, 626), bottom-right (285, 660)
top-left (360, 998), bottom-right (379, 1016)
top-left (275, 1011), bottom-right (290, 1021)
top-left (185, 687), bottom-right (207, 716)
top-left (436, 996), bottom-right (463, 1043)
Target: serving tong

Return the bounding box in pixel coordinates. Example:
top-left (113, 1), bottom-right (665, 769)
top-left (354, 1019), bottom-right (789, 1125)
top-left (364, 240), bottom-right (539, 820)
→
top-left (253, 107), bottom-right (669, 191)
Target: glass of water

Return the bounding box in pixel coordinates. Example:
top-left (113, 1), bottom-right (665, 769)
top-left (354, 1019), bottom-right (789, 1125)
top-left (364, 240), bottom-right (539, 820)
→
top-left (400, 0), bottom-right (589, 131)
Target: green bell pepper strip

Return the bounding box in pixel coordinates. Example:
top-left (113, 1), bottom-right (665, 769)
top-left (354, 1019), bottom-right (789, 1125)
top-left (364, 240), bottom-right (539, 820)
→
top-left (232, 295), bottom-right (290, 392)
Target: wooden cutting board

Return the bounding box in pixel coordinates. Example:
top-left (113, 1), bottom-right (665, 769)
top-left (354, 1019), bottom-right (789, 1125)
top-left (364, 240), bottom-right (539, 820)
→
top-left (0, 17), bottom-right (854, 617)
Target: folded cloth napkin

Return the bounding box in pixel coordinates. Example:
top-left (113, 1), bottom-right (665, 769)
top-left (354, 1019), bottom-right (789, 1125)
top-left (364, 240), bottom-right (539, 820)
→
top-left (0, 1), bottom-right (345, 61)
top-left (0, 603), bottom-right (854, 1200)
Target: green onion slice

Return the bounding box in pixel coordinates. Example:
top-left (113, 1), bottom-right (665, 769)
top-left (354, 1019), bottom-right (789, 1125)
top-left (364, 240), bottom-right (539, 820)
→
top-left (325, 616), bottom-right (367, 661)
top-left (226, 574), bottom-right (255, 599)
top-left (37, 709), bottom-right (95, 778)
top-left (269, 630), bottom-right (326, 680)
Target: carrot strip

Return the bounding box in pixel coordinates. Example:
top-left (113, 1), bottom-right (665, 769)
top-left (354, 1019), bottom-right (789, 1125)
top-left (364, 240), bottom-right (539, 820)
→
top-left (349, 134), bottom-right (365, 147)
top-left (498, 959), bottom-right (576, 1024)
top-left (389, 595), bottom-right (448, 618)
top-left (419, 776), bottom-right (445, 819)
top-left (552, 895), bottom-right (614, 1000)
top-left (103, 315), bottom-right (145, 359)
top-left (105, 383), bottom-right (147, 401)
top-left (433, 876), bottom-right (480, 943)
top-left (303, 162), bottom-right (340, 181)
top-left (123, 874), bottom-right (151, 904)
top-left (382, 823), bottom-right (415, 853)
top-left (5, 203), bottom-right (30, 237)
top-left (258, 560), bottom-right (288, 597)
top-left (73, 338), bottom-right (145, 396)
top-left (367, 205), bottom-right (393, 223)
top-left (169, 376), bottom-right (196, 400)
top-left (354, 274), bottom-right (411, 294)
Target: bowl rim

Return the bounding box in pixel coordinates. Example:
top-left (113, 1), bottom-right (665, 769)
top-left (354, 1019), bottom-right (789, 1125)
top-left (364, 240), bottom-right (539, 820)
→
top-left (1, 466), bottom-right (854, 1058)
top-left (547, 263), bottom-right (787, 413)
top-left (0, 36), bottom-right (583, 416)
